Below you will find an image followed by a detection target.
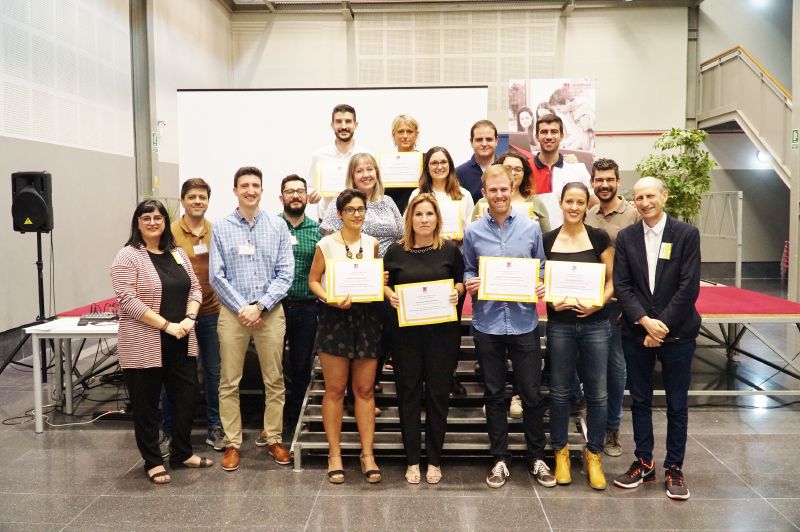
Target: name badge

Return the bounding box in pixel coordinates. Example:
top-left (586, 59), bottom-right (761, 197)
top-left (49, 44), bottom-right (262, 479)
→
top-left (290, 235), bottom-right (298, 246)
top-left (659, 242), bottom-right (672, 260)
top-left (193, 243), bottom-right (208, 255)
top-left (238, 244), bottom-right (255, 255)
top-left (171, 251), bottom-right (183, 264)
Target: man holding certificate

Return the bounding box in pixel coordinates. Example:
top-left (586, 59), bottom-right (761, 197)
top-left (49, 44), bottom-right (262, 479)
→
top-left (384, 193), bottom-right (465, 485)
top-left (462, 165), bottom-right (555, 490)
top-left (612, 177), bottom-right (701, 501)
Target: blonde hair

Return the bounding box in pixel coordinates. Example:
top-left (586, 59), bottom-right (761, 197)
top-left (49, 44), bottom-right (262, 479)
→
top-left (480, 164), bottom-right (513, 187)
top-left (346, 153), bottom-right (384, 202)
top-left (391, 114), bottom-right (419, 142)
top-left (400, 193), bottom-right (444, 252)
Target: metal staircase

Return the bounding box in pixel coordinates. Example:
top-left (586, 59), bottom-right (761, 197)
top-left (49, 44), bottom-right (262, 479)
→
top-left (289, 324), bottom-right (588, 471)
top-left (698, 45), bottom-right (793, 186)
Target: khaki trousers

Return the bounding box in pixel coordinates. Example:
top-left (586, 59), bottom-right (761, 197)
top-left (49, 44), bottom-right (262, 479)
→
top-left (218, 305), bottom-right (285, 448)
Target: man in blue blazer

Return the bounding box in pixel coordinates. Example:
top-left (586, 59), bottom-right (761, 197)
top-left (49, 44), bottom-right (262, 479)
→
top-left (611, 177), bottom-right (700, 501)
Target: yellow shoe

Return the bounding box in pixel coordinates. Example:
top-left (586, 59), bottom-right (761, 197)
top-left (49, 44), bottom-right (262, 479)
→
top-left (554, 446), bottom-right (571, 485)
top-left (583, 448), bottom-right (607, 490)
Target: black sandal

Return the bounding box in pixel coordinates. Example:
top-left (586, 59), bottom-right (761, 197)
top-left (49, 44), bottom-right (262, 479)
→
top-left (146, 467), bottom-right (171, 484)
top-left (360, 453), bottom-right (382, 484)
top-left (328, 455), bottom-right (345, 484)
top-left (171, 455), bottom-right (214, 469)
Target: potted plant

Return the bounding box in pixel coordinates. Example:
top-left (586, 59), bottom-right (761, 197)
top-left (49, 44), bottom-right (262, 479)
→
top-left (635, 128), bottom-right (716, 223)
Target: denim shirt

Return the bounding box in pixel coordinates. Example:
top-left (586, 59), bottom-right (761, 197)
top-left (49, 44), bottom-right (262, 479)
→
top-left (463, 209), bottom-right (545, 335)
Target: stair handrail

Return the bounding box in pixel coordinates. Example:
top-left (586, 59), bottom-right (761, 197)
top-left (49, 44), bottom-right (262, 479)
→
top-left (700, 45), bottom-right (792, 106)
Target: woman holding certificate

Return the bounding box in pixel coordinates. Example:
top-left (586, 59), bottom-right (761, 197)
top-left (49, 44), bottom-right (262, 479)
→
top-left (383, 114), bottom-right (421, 213)
top-left (310, 188), bottom-right (384, 484)
top-left (540, 182), bottom-right (614, 490)
top-left (384, 193), bottom-right (465, 484)
top-left (408, 146), bottom-right (474, 236)
top-left (472, 150), bottom-right (550, 231)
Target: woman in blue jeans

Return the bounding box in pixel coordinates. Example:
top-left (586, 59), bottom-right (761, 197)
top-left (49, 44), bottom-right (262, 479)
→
top-left (539, 182), bottom-right (614, 490)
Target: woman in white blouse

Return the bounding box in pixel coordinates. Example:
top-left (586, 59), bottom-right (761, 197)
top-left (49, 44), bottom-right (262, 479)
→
top-left (408, 146), bottom-right (474, 234)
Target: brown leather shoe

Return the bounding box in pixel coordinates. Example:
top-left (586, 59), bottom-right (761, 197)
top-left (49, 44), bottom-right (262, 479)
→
top-left (268, 442), bottom-right (292, 465)
top-left (221, 447), bottom-right (240, 472)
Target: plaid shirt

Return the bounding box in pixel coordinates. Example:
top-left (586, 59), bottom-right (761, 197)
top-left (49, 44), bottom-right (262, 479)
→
top-left (210, 208), bottom-right (294, 313)
top-left (279, 213), bottom-right (321, 300)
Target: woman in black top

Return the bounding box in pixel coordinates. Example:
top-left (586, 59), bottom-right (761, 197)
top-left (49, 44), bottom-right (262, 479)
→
top-left (538, 182), bottom-right (614, 491)
top-left (384, 193), bottom-right (465, 485)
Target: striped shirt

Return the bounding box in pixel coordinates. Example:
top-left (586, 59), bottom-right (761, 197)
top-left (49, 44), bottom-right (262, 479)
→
top-left (111, 245), bottom-right (202, 369)
top-left (210, 208), bottom-right (294, 313)
top-left (279, 213), bottom-right (320, 300)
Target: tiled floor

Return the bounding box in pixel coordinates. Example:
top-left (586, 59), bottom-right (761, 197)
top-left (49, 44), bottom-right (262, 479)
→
top-left (1, 279), bottom-right (800, 531)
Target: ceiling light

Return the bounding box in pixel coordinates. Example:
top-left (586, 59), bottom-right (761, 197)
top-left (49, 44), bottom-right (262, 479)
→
top-left (756, 151), bottom-right (770, 163)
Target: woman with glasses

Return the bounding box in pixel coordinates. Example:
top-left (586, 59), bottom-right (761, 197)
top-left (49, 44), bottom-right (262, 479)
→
top-left (310, 188), bottom-right (383, 484)
top-left (111, 200), bottom-right (214, 485)
top-left (472, 150), bottom-right (550, 232)
top-left (384, 193), bottom-right (464, 484)
top-left (409, 146), bottom-right (474, 235)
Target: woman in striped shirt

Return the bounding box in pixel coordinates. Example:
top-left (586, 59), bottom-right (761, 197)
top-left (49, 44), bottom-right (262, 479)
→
top-left (111, 199), bottom-right (214, 484)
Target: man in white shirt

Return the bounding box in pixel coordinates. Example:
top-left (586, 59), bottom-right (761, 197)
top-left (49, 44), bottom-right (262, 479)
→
top-left (307, 103), bottom-right (370, 219)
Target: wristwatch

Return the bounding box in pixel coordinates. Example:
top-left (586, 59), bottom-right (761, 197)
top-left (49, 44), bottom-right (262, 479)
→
top-left (255, 302), bottom-right (266, 312)
top-left (185, 313), bottom-right (197, 320)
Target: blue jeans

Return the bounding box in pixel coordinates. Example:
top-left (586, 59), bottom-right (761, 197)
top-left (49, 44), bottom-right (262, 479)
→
top-left (623, 336), bottom-right (694, 468)
top-left (546, 319), bottom-right (610, 454)
top-left (606, 302), bottom-right (626, 431)
top-left (473, 327), bottom-right (545, 463)
top-left (282, 300), bottom-right (319, 439)
top-left (161, 313), bottom-right (221, 432)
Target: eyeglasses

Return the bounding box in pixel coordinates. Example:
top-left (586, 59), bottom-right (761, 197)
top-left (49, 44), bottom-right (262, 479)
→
top-left (140, 215), bottom-right (164, 224)
top-left (343, 207), bottom-right (367, 215)
top-left (282, 188), bottom-right (307, 196)
top-left (429, 161), bottom-right (449, 168)
top-left (504, 165), bottom-right (524, 175)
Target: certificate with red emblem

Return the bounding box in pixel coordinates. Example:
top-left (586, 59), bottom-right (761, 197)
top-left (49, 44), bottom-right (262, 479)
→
top-left (395, 279), bottom-right (457, 327)
top-left (325, 259), bottom-right (384, 303)
top-left (544, 261), bottom-right (605, 306)
top-left (477, 257), bottom-right (539, 303)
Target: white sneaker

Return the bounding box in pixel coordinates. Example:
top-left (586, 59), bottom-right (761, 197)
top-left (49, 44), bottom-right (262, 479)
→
top-left (509, 395), bottom-right (523, 419)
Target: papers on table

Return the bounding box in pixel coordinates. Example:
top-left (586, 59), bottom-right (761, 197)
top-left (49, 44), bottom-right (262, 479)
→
top-left (377, 151), bottom-right (422, 188)
top-left (477, 256), bottom-right (540, 303)
top-left (395, 279), bottom-right (457, 327)
top-left (325, 258), bottom-right (384, 303)
top-left (544, 260), bottom-right (606, 306)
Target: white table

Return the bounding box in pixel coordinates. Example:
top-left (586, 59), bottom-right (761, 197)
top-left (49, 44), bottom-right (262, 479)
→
top-left (24, 318), bottom-right (118, 433)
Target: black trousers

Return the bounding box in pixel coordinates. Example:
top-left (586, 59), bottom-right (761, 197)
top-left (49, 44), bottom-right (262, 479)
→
top-left (395, 322), bottom-right (459, 466)
top-left (124, 350), bottom-right (200, 470)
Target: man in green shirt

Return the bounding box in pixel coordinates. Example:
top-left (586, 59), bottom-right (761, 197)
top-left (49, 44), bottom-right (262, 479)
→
top-left (277, 174), bottom-right (321, 441)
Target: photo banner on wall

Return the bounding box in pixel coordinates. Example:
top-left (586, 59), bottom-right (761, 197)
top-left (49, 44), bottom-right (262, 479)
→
top-left (508, 78), bottom-right (597, 155)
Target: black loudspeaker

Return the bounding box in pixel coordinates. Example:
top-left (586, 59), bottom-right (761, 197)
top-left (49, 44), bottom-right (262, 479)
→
top-left (11, 171), bottom-right (53, 233)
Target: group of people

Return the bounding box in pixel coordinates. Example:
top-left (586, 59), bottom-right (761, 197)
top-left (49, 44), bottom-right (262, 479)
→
top-left (111, 104), bottom-right (700, 502)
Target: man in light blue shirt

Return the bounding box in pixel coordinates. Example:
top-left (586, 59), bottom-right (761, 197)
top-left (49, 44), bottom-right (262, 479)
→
top-left (463, 164), bottom-right (554, 490)
top-left (210, 166), bottom-right (294, 472)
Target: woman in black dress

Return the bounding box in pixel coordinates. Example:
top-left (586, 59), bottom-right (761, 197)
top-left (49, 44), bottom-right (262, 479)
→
top-left (383, 193), bottom-right (465, 484)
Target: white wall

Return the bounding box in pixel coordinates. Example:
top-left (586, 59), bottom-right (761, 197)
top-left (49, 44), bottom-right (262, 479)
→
top-left (699, 0), bottom-right (792, 90)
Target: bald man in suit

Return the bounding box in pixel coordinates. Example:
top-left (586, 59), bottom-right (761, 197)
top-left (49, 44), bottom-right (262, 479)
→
top-left (611, 177), bottom-right (700, 501)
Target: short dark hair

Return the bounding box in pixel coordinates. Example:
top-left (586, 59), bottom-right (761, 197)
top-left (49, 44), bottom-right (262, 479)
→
top-left (181, 178), bottom-right (211, 199)
top-left (281, 174), bottom-right (306, 192)
top-left (125, 199), bottom-right (175, 251)
top-left (535, 113), bottom-right (564, 136)
top-left (560, 181), bottom-right (590, 203)
top-left (234, 166), bottom-right (262, 187)
top-left (470, 119), bottom-right (498, 141)
top-left (496, 150), bottom-right (533, 197)
top-left (331, 104), bottom-right (356, 122)
top-left (335, 188), bottom-right (368, 212)
top-left (591, 158), bottom-right (620, 179)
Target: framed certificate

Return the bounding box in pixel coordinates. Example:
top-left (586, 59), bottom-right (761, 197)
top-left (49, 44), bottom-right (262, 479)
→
top-left (544, 260), bottom-right (606, 306)
top-left (438, 200), bottom-right (463, 239)
top-left (325, 258), bottom-right (384, 303)
top-left (315, 160), bottom-right (348, 198)
top-left (477, 256), bottom-right (540, 302)
top-left (396, 279), bottom-right (457, 327)
top-left (378, 151), bottom-right (422, 188)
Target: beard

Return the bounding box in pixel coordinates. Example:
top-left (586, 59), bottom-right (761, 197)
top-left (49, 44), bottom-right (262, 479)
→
top-left (284, 204), bottom-right (306, 217)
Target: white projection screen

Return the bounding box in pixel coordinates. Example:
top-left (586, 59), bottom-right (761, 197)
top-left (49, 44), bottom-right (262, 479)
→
top-left (177, 87), bottom-right (489, 221)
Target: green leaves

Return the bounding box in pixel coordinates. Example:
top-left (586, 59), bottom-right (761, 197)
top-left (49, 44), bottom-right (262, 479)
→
top-left (635, 128), bottom-right (716, 223)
